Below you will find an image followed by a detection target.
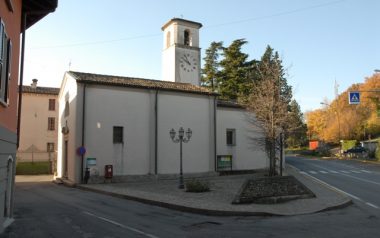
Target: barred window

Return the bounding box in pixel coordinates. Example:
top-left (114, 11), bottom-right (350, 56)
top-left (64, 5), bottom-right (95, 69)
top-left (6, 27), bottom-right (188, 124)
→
top-left (47, 143), bottom-right (55, 152)
top-left (49, 99), bottom-right (55, 111)
top-left (48, 117), bottom-right (55, 131)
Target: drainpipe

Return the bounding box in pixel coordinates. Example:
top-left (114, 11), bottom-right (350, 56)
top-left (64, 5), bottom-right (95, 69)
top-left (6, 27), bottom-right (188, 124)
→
top-left (214, 96), bottom-right (217, 171)
top-left (81, 84), bottom-right (87, 183)
top-left (17, 13), bottom-right (27, 148)
top-left (154, 90), bottom-right (158, 175)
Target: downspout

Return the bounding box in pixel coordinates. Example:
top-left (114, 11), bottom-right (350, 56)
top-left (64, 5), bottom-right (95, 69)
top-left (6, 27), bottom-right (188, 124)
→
top-left (154, 90), bottom-right (158, 175)
top-left (81, 84), bottom-right (87, 183)
top-left (214, 96), bottom-right (217, 171)
top-left (17, 13), bottom-right (27, 148)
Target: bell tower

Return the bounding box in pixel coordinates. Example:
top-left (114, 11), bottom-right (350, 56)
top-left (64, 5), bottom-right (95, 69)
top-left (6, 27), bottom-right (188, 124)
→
top-left (161, 18), bottom-right (202, 86)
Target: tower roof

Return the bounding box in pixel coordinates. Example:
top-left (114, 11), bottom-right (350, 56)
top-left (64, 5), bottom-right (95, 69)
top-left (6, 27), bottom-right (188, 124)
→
top-left (161, 18), bottom-right (202, 31)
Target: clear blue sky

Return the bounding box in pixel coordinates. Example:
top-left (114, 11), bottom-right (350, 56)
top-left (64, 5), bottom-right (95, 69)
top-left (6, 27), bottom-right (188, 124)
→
top-left (24, 0), bottom-right (380, 112)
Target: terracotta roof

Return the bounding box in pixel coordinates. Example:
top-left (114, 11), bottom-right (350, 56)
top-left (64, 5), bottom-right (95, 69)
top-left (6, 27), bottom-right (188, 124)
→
top-left (68, 71), bottom-right (218, 96)
top-left (22, 85), bottom-right (59, 95)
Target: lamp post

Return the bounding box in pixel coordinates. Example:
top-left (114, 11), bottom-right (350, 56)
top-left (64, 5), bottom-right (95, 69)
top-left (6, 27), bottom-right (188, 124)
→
top-left (170, 127), bottom-right (192, 189)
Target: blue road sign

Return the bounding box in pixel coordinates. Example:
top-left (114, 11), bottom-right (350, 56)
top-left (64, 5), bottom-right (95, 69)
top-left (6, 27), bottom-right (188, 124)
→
top-left (349, 91), bottom-right (360, 104)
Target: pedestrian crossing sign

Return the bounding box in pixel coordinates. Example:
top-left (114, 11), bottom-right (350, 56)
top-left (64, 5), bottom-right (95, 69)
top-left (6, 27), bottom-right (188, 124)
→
top-left (349, 91), bottom-right (360, 104)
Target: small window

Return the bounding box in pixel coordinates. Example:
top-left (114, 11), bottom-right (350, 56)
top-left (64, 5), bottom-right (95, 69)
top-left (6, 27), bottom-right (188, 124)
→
top-left (184, 30), bottom-right (190, 46)
top-left (64, 101), bottom-right (69, 117)
top-left (226, 129), bottom-right (236, 146)
top-left (49, 99), bottom-right (55, 111)
top-left (48, 117), bottom-right (55, 131)
top-left (113, 126), bottom-right (123, 143)
top-left (47, 143), bottom-right (55, 152)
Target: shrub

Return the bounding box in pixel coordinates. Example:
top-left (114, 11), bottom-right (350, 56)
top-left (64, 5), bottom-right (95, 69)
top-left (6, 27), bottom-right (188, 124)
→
top-left (185, 179), bottom-right (210, 193)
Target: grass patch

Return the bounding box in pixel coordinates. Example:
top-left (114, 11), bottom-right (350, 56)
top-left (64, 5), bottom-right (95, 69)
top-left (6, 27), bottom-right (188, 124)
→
top-left (16, 161), bottom-right (51, 175)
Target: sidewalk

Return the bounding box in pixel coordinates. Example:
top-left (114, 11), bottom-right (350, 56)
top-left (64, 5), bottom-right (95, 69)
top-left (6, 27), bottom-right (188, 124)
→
top-left (73, 166), bottom-right (352, 216)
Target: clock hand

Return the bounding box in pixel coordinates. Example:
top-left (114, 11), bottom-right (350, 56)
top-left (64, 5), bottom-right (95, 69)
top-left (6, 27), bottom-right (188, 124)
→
top-left (182, 57), bottom-right (191, 65)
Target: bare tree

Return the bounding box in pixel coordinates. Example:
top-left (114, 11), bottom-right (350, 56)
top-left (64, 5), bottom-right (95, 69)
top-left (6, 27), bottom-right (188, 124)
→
top-left (246, 58), bottom-right (290, 176)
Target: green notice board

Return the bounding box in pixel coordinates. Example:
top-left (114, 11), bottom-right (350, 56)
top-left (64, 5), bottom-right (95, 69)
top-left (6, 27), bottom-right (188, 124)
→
top-left (217, 155), bottom-right (232, 171)
top-left (86, 158), bottom-right (96, 166)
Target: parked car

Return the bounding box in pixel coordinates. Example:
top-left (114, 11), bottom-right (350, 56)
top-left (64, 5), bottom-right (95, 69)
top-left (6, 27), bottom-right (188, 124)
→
top-left (344, 146), bottom-right (366, 154)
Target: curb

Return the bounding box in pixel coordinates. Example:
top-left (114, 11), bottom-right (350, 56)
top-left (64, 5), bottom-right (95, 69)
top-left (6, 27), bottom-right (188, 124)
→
top-left (73, 167), bottom-right (353, 217)
top-left (76, 185), bottom-right (276, 217)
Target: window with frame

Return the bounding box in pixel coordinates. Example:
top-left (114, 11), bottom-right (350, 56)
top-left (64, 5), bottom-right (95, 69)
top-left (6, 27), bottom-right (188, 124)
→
top-left (0, 19), bottom-right (12, 106)
top-left (113, 126), bottom-right (123, 144)
top-left (47, 143), bottom-right (55, 152)
top-left (48, 117), bottom-right (55, 131)
top-left (226, 129), bottom-right (236, 146)
top-left (48, 99), bottom-right (55, 111)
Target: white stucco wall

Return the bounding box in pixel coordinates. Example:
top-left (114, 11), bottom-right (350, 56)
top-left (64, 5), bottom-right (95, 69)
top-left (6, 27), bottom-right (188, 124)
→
top-left (157, 92), bottom-right (215, 174)
top-left (83, 85), bottom-right (152, 176)
top-left (57, 74), bottom-right (79, 182)
top-left (217, 107), bottom-right (268, 171)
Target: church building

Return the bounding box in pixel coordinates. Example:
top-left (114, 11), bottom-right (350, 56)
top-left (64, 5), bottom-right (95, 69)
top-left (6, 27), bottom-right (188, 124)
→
top-left (56, 18), bottom-right (268, 184)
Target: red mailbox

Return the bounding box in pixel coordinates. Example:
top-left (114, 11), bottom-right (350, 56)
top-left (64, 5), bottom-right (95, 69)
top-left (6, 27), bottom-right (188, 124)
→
top-left (104, 165), bottom-right (113, 179)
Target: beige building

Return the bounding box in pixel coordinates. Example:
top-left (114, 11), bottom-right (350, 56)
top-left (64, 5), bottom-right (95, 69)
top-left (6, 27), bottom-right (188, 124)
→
top-left (17, 80), bottom-right (59, 171)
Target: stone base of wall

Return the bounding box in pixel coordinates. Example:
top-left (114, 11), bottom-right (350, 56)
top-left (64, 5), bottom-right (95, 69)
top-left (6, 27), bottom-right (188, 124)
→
top-left (86, 171), bottom-right (219, 184)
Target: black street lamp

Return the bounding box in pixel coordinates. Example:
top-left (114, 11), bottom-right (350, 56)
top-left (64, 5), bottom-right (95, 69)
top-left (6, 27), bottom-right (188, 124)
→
top-left (170, 127), bottom-right (192, 189)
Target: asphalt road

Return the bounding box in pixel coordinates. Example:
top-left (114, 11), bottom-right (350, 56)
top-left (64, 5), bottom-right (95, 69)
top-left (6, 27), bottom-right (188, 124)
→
top-left (286, 156), bottom-right (380, 213)
top-left (2, 162), bottom-right (380, 238)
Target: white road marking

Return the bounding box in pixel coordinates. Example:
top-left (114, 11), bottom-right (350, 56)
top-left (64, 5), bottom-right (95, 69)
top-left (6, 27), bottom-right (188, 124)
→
top-left (340, 170), bottom-right (350, 173)
top-left (299, 170), bottom-right (380, 209)
top-left (366, 202), bottom-right (379, 209)
top-left (338, 173), bottom-right (380, 186)
top-left (329, 170), bottom-right (339, 174)
top-left (360, 170), bottom-right (372, 173)
top-left (300, 171), bottom-right (307, 175)
top-left (309, 171), bottom-right (317, 174)
top-left (351, 170), bottom-right (361, 174)
top-left (300, 172), bottom-right (362, 201)
top-left (83, 211), bottom-right (160, 238)
top-left (319, 171), bottom-right (328, 174)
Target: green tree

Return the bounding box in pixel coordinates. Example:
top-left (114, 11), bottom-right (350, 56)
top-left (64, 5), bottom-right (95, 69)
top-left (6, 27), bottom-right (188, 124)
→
top-left (201, 41), bottom-right (223, 92)
top-left (286, 100), bottom-right (308, 148)
top-left (219, 39), bottom-right (251, 101)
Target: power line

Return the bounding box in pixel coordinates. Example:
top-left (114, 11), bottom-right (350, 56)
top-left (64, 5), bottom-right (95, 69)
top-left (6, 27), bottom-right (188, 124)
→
top-left (29, 0), bottom-right (348, 50)
top-left (204, 0), bottom-right (348, 29)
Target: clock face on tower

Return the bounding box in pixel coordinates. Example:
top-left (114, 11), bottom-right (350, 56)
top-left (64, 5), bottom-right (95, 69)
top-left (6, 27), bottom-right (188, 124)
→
top-left (179, 53), bottom-right (197, 72)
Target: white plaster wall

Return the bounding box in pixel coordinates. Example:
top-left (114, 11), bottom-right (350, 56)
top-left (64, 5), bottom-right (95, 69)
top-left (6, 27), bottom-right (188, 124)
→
top-left (83, 85), bottom-right (151, 176)
top-left (162, 46), bottom-right (176, 82)
top-left (217, 107), bottom-right (268, 170)
top-left (17, 93), bottom-right (58, 162)
top-left (57, 74), bottom-right (79, 181)
top-left (157, 92), bottom-right (214, 174)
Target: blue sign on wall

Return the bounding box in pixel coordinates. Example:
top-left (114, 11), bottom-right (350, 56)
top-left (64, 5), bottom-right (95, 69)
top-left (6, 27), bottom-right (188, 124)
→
top-left (349, 91), bottom-right (360, 104)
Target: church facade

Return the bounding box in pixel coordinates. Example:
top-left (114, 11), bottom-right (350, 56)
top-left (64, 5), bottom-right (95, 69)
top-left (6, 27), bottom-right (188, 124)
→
top-left (56, 18), bottom-right (268, 184)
